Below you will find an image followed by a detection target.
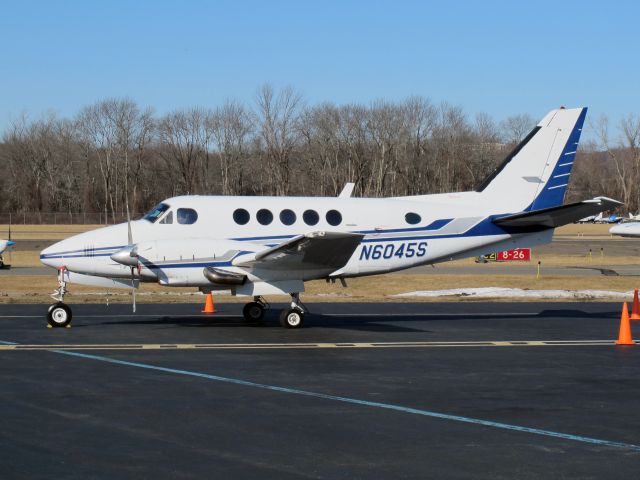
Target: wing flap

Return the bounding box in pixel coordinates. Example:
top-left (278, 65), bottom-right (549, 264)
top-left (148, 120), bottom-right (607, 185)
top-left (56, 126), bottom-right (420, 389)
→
top-left (493, 197), bottom-right (622, 229)
top-left (234, 231), bottom-right (364, 271)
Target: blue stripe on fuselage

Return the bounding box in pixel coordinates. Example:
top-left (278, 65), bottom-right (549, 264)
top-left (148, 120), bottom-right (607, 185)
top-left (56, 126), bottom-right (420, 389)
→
top-left (39, 217), bottom-right (530, 261)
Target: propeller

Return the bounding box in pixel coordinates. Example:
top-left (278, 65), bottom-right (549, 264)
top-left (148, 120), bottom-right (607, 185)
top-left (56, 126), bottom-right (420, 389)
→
top-left (7, 218), bottom-right (13, 265)
top-left (126, 205), bottom-right (137, 313)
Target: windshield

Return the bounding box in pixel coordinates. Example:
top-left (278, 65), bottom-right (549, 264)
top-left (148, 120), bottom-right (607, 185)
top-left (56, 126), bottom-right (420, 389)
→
top-left (143, 203), bottom-right (170, 223)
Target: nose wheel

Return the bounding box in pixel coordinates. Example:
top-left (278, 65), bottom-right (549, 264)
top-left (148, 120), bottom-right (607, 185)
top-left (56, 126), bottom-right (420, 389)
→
top-left (47, 302), bottom-right (72, 328)
top-left (47, 267), bottom-right (73, 328)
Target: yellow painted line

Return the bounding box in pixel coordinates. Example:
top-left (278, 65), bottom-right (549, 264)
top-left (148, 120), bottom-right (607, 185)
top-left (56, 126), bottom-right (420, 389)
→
top-left (0, 340), bottom-right (620, 351)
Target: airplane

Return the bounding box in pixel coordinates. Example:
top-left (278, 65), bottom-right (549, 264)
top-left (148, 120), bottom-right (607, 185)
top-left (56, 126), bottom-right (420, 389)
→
top-left (609, 222), bottom-right (640, 237)
top-left (0, 239), bottom-right (16, 269)
top-left (40, 107), bottom-right (620, 329)
top-left (597, 213), bottom-right (623, 224)
top-left (580, 212), bottom-right (621, 224)
top-left (577, 214), bottom-right (598, 223)
top-left (620, 212), bottom-right (640, 223)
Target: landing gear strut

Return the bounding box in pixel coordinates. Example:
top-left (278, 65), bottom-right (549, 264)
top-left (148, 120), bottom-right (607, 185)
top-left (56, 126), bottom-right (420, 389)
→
top-left (242, 296), bottom-right (267, 322)
top-left (279, 292), bottom-right (305, 329)
top-left (47, 267), bottom-right (72, 328)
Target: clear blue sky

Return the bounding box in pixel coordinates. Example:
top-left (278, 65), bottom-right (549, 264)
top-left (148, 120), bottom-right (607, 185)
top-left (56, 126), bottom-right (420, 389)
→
top-left (1, 0), bottom-right (638, 139)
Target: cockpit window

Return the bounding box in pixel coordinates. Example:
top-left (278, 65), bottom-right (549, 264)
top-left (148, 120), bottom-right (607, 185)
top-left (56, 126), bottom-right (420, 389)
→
top-left (159, 211), bottom-right (173, 224)
top-left (143, 203), bottom-right (170, 223)
top-left (177, 208), bottom-right (198, 225)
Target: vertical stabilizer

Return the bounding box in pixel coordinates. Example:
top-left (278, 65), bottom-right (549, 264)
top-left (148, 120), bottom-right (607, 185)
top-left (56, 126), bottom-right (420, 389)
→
top-left (478, 107), bottom-right (587, 212)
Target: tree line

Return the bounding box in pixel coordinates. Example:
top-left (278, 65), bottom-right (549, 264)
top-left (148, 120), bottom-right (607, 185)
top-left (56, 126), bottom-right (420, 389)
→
top-left (0, 84), bottom-right (638, 222)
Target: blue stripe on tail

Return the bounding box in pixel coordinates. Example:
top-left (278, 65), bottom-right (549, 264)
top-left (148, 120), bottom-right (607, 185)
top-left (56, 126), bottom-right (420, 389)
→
top-left (529, 108), bottom-right (587, 211)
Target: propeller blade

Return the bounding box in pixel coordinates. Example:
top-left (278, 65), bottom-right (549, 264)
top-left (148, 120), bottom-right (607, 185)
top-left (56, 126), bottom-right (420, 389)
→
top-left (125, 203), bottom-right (136, 313)
top-left (131, 267), bottom-right (137, 313)
top-left (127, 214), bottom-right (133, 245)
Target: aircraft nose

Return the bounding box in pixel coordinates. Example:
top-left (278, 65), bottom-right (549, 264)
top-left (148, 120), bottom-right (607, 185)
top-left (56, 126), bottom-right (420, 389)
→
top-left (40, 241), bottom-right (66, 269)
top-left (7, 240), bottom-right (15, 247)
top-left (609, 225), bottom-right (623, 235)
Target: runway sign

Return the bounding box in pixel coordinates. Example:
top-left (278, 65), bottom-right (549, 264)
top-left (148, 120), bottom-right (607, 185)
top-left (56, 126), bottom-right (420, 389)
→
top-left (484, 248), bottom-right (531, 262)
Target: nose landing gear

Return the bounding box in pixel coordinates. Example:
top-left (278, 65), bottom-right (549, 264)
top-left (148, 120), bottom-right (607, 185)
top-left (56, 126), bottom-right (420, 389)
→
top-left (47, 267), bottom-right (72, 328)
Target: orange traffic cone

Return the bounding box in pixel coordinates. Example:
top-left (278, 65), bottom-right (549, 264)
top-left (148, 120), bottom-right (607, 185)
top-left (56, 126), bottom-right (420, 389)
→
top-left (616, 302), bottom-right (634, 345)
top-left (202, 292), bottom-right (215, 314)
top-left (631, 289), bottom-right (640, 320)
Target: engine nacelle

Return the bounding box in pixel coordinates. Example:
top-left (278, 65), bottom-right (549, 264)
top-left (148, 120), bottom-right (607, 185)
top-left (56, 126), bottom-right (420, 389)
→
top-left (132, 238), bottom-right (254, 285)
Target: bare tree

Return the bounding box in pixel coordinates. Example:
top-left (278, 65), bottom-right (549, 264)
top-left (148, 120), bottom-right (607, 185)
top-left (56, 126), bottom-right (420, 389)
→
top-left (209, 100), bottom-right (253, 195)
top-left (501, 113), bottom-right (535, 144)
top-left (157, 108), bottom-right (212, 195)
top-left (255, 84), bottom-right (303, 196)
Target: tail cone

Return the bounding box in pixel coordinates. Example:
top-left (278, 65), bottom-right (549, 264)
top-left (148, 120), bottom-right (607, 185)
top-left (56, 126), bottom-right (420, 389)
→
top-left (616, 302), bottom-right (634, 345)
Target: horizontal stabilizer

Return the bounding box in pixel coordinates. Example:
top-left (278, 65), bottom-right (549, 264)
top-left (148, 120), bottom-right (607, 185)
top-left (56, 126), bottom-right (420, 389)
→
top-left (493, 197), bottom-right (622, 230)
top-left (234, 231), bottom-right (364, 271)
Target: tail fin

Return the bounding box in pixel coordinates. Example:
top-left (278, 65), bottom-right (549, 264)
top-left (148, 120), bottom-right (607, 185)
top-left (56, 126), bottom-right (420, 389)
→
top-left (478, 107), bottom-right (587, 212)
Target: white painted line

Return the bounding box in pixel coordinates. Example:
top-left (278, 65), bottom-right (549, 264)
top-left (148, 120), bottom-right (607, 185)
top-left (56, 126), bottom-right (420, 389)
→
top-left (0, 340), bottom-right (618, 351)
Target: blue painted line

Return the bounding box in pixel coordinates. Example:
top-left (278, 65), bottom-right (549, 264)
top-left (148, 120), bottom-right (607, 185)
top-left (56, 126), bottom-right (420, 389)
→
top-left (40, 253), bottom-right (115, 260)
top-left (354, 218), bottom-right (453, 235)
top-left (52, 349), bottom-right (640, 452)
top-left (40, 245), bottom-right (125, 258)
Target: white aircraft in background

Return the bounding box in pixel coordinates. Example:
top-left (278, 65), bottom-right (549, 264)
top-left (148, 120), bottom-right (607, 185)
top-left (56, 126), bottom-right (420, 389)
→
top-left (621, 213), bottom-right (640, 222)
top-left (609, 222), bottom-right (640, 237)
top-left (40, 107), bottom-right (620, 329)
top-left (0, 239), bottom-right (16, 268)
top-left (597, 213), bottom-right (623, 224)
top-left (577, 214), bottom-right (598, 223)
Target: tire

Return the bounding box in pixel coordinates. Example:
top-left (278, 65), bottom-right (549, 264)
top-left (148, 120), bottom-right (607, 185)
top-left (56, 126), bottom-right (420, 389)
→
top-left (279, 308), bottom-right (304, 329)
top-left (243, 302), bottom-right (265, 322)
top-left (47, 302), bottom-right (72, 328)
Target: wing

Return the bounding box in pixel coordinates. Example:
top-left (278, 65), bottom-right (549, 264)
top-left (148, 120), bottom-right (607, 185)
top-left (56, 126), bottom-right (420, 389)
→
top-left (233, 231), bottom-right (364, 272)
top-left (493, 196), bottom-right (622, 230)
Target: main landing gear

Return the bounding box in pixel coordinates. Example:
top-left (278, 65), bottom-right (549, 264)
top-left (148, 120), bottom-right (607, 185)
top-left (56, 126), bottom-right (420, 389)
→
top-left (279, 292), bottom-right (306, 329)
top-left (241, 293), bottom-right (306, 328)
top-left (242, 296), bottom-right (268, 322)
top-left (47, 267), bottom-right (72, 328)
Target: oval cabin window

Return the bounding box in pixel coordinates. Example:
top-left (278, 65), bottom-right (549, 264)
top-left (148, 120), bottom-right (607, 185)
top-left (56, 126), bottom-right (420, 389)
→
top-left (303, 210), bottom-right (319, 225)
top-left (405, 212), bottom-right (421, 225)
top-left (233, 208), bottom-right (250, 225)
top-left (257, 209), bottom-right (274, 225)
top-left (280, 209), bottom-right (296, 225)
top-left (326, 210), bottom-right (342, 226)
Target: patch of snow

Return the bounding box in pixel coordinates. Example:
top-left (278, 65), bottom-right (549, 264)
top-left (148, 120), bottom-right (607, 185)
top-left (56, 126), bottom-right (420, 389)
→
top-left (393, 287), bottom-right (634, 299)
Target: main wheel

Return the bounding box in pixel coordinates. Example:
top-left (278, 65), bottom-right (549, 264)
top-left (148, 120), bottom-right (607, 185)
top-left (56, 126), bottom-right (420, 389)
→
top-left (243, 302), bottom-right (265, 322)
top-left (279, 308), bottom-right (304, 328)
top-left (47, 302), bottom-right (72, 328)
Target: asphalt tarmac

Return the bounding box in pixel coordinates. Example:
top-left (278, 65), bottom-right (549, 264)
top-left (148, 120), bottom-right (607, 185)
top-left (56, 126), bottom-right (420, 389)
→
top-left (1, 302), bottom-right (639, 479)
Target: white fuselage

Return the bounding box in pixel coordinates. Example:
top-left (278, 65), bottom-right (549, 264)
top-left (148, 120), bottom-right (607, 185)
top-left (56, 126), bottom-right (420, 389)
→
top-left (40, 194), bottom-right (553, 295)
top-left (610, 222), bottom-right (640, 238)
top-left (0, 240), bottom-right (14, 255)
